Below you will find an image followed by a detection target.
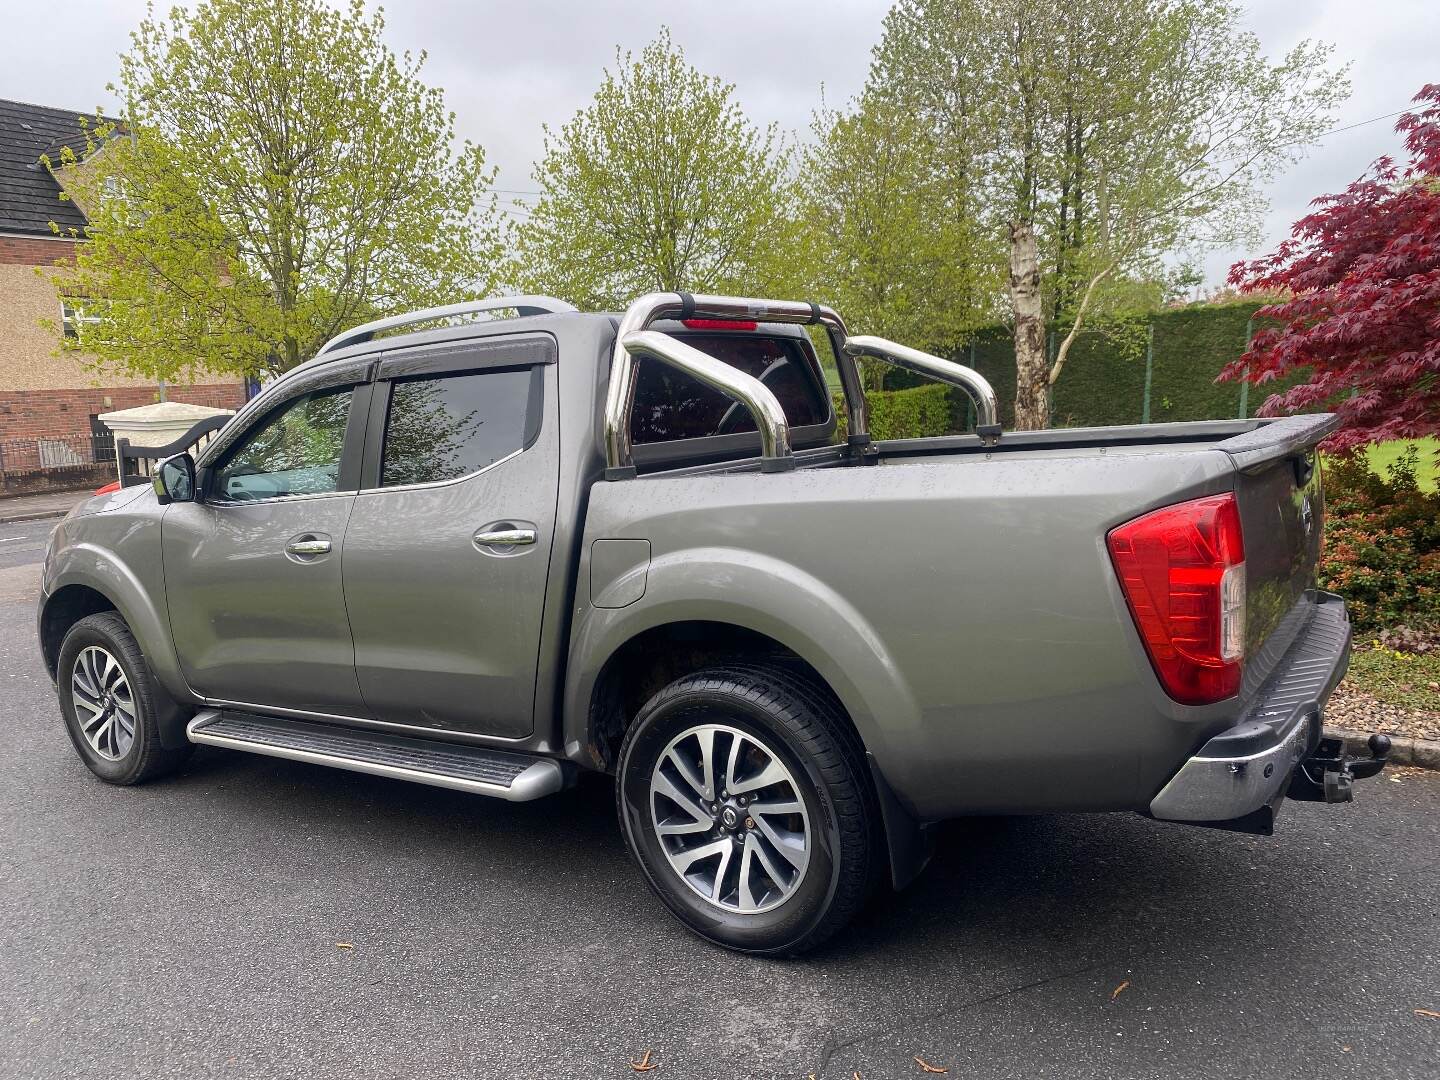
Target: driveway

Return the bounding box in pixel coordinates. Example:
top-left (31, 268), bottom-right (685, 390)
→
top-left (1, 535), bottom-right (1436, 1079)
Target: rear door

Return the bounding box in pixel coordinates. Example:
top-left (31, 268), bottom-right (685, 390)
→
top-left (341, 333), bottom-right (560, 740)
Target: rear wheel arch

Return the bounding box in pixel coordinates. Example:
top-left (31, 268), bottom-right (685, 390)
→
top-left (584, 621), bottom-right (933, 891)
top-left (584, 621), bottom-right (858, 772)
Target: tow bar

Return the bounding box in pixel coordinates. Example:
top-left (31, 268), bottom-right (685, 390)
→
top-left (1288, 733), bottom-right (1391, 804)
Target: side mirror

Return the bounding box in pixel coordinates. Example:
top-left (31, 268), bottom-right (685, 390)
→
top-left (153, 453), bottom-right (197, 505)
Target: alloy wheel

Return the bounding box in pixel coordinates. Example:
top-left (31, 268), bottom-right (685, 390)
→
top-left (649, 723), bottom-right (811, 914)
top-left (70, 645), bottom-right (136, 761)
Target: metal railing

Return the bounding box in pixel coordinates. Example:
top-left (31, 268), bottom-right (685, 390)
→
top-left (117, 414), bottom-right (232, 487)
top-left (602, 291), bottom-right (1001, 477)
top-left (0, 432), bottom-right (115, 478)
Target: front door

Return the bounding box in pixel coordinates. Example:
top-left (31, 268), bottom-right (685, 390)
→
top-left (341, 335), bottom-right (559, 740)
top-left (163, 379), bottom-right (371, 716)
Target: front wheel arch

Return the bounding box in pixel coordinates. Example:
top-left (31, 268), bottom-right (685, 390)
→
top-left (41, 585), bottom-right (193, 749)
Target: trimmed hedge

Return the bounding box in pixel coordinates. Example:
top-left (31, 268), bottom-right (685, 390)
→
top-left (834, 383), bottom-right (953, 440)
top-left (883, 300), bottom-right (1313, 430)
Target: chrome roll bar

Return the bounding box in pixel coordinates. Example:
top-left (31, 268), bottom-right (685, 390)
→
top-left (603, 292), bottom-right (868, 476)
top-left (843, 335), bottom-right (1000, 434)
top-left (602, 291), bottom-right (1002, 477)
top-left (621, 331), bottom-right (795, 471)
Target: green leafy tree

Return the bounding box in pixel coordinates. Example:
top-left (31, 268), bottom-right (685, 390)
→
top-left (45, 0), bottom-right (507, 382)
top-left (796, 90), bottom-right (997, 387)
top-left (869, 0), bottom-right (1349, 428)
top-left (513, 29), bottom-right (795, 309)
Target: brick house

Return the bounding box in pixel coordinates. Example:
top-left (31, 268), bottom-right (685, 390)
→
top-left (0, 98), bottom-right (244, 484)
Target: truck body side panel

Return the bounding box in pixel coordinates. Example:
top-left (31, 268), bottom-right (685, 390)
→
top-left (565, 447), bottom-right (1245, 820)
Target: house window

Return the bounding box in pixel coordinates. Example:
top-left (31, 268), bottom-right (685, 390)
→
top-left (60, 300), bottom-right (106, 342)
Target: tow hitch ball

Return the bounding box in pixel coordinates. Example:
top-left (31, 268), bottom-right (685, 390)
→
top-left (1288, 734), bottom-right (1391, 804)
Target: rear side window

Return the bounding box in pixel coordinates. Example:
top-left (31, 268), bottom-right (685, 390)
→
top-left (629, 333), bottom-right (828, 445)
top-left (380, 367), bottom-right (534, 487)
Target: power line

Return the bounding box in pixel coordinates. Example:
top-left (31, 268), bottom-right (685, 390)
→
top-left (1213, 104), bottom-right (1416, 165)
top-left (1300, 105), bottom-right (1416, 145)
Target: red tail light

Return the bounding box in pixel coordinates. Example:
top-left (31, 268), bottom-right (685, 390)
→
top-left (682, 318), bottom-right (758, 331)
top-left (94, 480), bottom-right (122, 495)
top-left (1107, 493), bottom-right (1246, 705)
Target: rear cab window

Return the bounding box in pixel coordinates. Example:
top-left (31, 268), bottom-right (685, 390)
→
top-left (628, 329), bottom-right (834, 469)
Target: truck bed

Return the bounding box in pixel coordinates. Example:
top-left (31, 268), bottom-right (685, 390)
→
top-left (570, 414), bottom-right (1338, 821)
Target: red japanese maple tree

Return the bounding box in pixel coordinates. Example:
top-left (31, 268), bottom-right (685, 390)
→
top-left (1221, 85), bottom-right (1440, 451)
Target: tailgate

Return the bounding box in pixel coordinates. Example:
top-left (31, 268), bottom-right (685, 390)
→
top-left (1218, 415), bottom-right (1339, 683)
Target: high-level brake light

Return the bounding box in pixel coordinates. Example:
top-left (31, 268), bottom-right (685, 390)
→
top-left (681, 318), bottom-right (758, 331)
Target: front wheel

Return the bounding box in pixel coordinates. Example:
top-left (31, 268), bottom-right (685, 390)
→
top-left (57, 612), bottom-right (193, 785)
top-left (615, 664), bottom-right (881, 955)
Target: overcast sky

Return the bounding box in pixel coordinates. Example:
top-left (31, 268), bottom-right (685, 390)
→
top-left (2, 0), bottom-right (1432, 289)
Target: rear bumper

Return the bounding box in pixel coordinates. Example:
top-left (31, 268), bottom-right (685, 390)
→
top-left (1149, 591), bottom-right (1350, 828)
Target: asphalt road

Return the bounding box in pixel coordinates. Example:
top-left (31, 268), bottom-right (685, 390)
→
top-left (1, 531), bottom-right (1437, 1080)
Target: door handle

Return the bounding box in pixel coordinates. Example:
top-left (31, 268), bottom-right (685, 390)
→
top-left (473, 527), bottom-right (536, 547)
top-left (285, 537), bottom-right (332, 556)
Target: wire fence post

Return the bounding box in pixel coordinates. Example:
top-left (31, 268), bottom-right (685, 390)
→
top-left (1238, 316), bottom-right (1253, 419)
top-left (1046, 329), bottom-right (1056, 422)
top-left (1141, 322), bottom-right (1154, 425)
top-left (966, 341), bottom-right (977, 431)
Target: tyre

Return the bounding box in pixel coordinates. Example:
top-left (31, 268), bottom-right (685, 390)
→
top-left (56, 612), bottom-right (193, 785)
top-left (615, 664), bottom-right (881, 955)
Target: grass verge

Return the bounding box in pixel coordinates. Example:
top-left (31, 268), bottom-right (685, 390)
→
top-left (1345, 645), bottom-right (1440, 713)
top-left (1364, 438), bottom-right (1439, 492)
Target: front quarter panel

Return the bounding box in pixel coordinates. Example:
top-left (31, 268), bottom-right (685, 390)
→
top-left (40, 489), bottom-right (191, 704)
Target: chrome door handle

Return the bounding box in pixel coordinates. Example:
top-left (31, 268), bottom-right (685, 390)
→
top-left (285, 537), bottom-right (332, 556)
top-left (473, 527), bottom-right (536, 547)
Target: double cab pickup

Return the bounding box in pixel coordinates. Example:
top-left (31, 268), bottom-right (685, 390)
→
top-left (39, 292), bottom-right (1386, 953)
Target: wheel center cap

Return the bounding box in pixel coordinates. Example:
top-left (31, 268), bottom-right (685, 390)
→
top-left (720, 806), bottom-right (740, 830)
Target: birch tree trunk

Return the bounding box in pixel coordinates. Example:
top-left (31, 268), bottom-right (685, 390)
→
top-left (1009, 220), bottom-right (1048, 430)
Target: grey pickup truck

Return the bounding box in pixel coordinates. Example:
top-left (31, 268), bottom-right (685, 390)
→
top-left (38, 291), bottom-right (1388, 954)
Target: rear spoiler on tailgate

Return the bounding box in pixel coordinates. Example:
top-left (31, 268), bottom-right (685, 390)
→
top-left (1217, 414), bottom-right (1341, 473)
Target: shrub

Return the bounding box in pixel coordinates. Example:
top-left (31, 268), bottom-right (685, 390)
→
top-left (1320, 448), bottom-right (1440, 631)
top-left (835, 383), bottom-right (954, 441)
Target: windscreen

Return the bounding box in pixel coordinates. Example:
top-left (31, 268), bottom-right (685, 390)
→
top-left (628, 333), bottom-right (829, 445)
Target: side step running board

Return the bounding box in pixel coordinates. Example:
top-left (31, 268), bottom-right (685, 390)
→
top-left (186, 709), bottom-right (568, 801)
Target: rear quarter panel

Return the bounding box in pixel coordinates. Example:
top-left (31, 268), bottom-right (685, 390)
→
top-left (567, 447), bottom-right (1246, 819)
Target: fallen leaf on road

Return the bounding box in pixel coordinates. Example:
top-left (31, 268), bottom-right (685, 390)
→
top-left (914, 1055), bottom-right (948, 1073)
top-left (1415, 1009), bottom-right (1440, 1020)
top-left (1110, 980), bottom-right (1131, 1001)
top-left (629, 1049), bottom-right (657, 1072)
top-left (1341, 1046), bottom-right (1352, 1053)
top-left (334, 942), bottom-right (353, 950)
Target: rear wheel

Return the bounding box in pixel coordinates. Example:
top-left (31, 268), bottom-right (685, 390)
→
top-left (616, 664), bottom-right (880, 955)
top-left (57, 612), bottom-right (192, 785)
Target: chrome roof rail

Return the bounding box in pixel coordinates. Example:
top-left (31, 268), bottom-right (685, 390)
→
top-left (316, 295), bottom-right (577, 356)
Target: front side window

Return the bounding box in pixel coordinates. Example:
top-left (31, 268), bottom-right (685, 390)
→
top-left (380, 367), bottom-right (533, 487)
top-left (213, 387), bottom-right (353, 501)
top-left (629, 333), bottom-right (829, 445)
